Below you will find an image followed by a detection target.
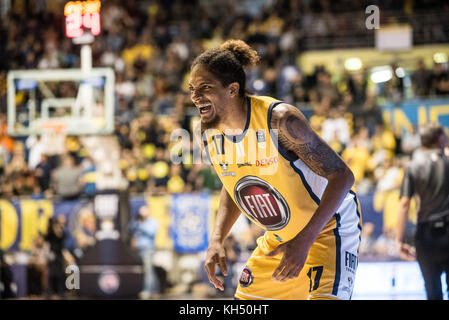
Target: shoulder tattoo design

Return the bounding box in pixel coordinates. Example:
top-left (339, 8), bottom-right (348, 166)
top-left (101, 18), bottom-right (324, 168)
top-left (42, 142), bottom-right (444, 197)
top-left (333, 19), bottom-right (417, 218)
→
top-left (270, 105), bottom-right (346, 177)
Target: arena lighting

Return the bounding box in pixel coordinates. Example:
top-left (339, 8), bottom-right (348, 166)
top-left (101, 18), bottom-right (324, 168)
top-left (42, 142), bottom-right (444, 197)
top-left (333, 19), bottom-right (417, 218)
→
top-left (64, 0), bottom-right (101, 38)
top-left (344, 57), bottom-right (363, 71)
top-left (282, 65), bottom-right (300, 81)
top-left (253, 79), bottom-right (266, 91)
top-left (433, 52), bottom-right (448, 64)
top-left (395, 67), bottom-right (405, 78)
top-left (370, 66), bottom-right (393, 83)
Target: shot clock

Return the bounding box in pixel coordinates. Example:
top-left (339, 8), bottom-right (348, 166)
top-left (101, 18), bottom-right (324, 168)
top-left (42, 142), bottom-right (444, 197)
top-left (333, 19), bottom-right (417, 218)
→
top-left (64, 0), bottom-right (101, 38)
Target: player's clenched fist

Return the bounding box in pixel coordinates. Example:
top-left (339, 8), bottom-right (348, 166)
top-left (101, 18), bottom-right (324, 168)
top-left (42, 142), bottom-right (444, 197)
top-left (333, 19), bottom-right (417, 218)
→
top-left (204, 240), bottom-right (228, 291)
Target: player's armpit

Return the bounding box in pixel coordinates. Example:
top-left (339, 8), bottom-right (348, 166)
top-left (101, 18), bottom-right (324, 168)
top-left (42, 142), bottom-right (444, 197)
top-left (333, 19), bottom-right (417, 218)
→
top-left (270, 104), bottom-right (351, 180)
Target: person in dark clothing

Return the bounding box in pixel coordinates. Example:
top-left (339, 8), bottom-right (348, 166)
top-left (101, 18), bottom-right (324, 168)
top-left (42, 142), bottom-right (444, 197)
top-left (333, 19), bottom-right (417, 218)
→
top-left (45, 215), bottom-right (74, 299)
top-left (27, 233), bottom-right (50, 297)
top-left (35, 154), bottom-right (52, 192)
top-left (411, 58), bottom-right (431, 97)
top-left (397, 122), bottom-right (449, 300)
top-left (0, 249), bottom-right (16, 299)
top-left (429, 62), bottom-right (449, 96)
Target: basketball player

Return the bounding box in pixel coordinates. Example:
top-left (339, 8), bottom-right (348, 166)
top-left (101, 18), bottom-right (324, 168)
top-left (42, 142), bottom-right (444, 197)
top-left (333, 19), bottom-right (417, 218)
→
top-left (189, 40), bottom-right (362, 300)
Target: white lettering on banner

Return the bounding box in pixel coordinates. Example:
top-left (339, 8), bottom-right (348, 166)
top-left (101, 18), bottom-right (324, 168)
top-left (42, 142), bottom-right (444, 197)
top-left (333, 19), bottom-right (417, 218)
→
top-left (94, 194), bottom-right (119, 219)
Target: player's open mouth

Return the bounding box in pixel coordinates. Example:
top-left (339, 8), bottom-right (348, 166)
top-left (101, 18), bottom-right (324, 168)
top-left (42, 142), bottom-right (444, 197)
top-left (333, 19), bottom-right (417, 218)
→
top-left (199, 105), bottom-right (212, 115)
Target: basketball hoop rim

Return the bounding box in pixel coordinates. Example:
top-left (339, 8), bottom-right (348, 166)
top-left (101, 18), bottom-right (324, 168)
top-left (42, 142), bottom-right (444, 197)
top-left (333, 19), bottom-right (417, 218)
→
top-left (40, 120), bottom-right (68, 134)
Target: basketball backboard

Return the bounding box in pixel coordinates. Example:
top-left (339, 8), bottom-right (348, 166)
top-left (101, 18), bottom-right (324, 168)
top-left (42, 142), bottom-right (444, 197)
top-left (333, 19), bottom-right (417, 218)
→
top-left (7, 67), bottom-right (115, 136)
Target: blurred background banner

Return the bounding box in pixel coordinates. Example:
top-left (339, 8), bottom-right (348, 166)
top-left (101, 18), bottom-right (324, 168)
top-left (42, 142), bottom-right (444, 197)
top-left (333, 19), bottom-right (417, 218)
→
top-left (170, 193), bottom-right (210, 254)
top-left (0, 192), bottom-right (404, 252)
top-left (0, 198), bottom-right (88, 252)
top-left (381, 98), bottom-right (449, 128)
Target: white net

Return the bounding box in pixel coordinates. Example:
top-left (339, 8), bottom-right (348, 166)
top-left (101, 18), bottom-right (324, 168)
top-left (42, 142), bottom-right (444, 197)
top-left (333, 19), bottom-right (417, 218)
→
top-left (40, 120), bottom-right (67, 155)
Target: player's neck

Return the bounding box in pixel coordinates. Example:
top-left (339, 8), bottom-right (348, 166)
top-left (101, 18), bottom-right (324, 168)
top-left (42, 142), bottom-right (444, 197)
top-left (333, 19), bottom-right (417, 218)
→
top-left (218, 96), bottom-right (247, 134)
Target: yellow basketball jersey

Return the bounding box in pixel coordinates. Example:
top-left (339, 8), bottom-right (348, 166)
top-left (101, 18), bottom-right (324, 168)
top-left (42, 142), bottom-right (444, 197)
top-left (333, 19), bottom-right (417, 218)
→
top-left (203, 95), bottom-right (360, 244)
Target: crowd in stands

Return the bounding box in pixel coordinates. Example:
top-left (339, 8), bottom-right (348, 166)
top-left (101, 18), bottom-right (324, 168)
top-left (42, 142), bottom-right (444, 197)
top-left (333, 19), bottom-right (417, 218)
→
top-left (0, 0), bottom-right (449, 298)
top-left (1, 0), bottom-right (449, 200)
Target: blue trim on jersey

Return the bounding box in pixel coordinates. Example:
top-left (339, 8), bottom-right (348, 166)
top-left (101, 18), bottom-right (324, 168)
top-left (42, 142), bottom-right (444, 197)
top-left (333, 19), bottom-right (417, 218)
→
top-left (289, 163), bottom-right (321, 206)
top-left (267, 101), bottom-right (321, 206)
top-left (223, 96), bottom-right (252, 143)
top-left (349, 190), bottom-right (363, 253)
top-left (332, 213), bottom-right (342, 296)
top-left (201, 132), bottom-right (212, 164)
top-left (267, 101), bottom-right (296, 161)
top-left (349, 190), bottom-right (362, 232)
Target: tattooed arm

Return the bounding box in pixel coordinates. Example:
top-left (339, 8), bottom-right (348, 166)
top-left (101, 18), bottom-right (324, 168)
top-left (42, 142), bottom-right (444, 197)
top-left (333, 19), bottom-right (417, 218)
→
top-left (265, 103), bottom-right (355, 282)
top-left (271, 104), bottom-right (350, 178)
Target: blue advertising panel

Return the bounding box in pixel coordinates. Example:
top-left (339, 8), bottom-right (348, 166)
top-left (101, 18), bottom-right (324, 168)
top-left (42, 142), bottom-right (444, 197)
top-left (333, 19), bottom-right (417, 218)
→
top-left (170, 193), bottom-right (210, 254)
top-left (381, 98), bottom-right (449, 130)
top-left (0, 198), bottom-right (89, 252)
top-left (0, 193), bottom-right (395, 253)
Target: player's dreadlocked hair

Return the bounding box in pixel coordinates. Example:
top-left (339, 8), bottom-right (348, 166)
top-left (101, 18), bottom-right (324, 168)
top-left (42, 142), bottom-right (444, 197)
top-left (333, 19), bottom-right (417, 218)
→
top-left (191, 39), bottom-right (260, 97)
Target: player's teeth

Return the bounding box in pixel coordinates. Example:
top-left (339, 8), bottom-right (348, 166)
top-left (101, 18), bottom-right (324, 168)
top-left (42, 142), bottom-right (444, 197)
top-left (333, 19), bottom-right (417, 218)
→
top-left (200, 105), bottom-right (211, 114)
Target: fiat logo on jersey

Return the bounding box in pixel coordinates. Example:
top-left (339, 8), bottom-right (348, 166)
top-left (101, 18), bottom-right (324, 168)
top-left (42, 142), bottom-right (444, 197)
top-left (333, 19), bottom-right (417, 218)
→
top-left (234, 176), bottom-right (290, 231)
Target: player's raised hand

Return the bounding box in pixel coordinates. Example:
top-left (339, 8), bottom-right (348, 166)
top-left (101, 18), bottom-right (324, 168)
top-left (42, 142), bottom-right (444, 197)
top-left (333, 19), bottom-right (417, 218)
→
top-left (204, 241), bottom-right (228, 291)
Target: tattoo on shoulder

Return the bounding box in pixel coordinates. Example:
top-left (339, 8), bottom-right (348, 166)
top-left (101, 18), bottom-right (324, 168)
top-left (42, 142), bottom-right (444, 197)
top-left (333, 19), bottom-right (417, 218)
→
top-left (270, 105), bottom-right (346, 177)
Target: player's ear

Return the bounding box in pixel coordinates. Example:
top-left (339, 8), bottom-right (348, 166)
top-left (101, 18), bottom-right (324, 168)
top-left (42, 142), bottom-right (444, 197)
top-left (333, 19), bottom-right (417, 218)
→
top-left (228, 82), bottom-right (240, 98)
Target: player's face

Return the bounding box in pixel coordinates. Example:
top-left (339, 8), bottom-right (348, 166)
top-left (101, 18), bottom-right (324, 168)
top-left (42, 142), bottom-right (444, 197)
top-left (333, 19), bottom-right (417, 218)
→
top-left (189, 64), bottom-right (230, 126)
